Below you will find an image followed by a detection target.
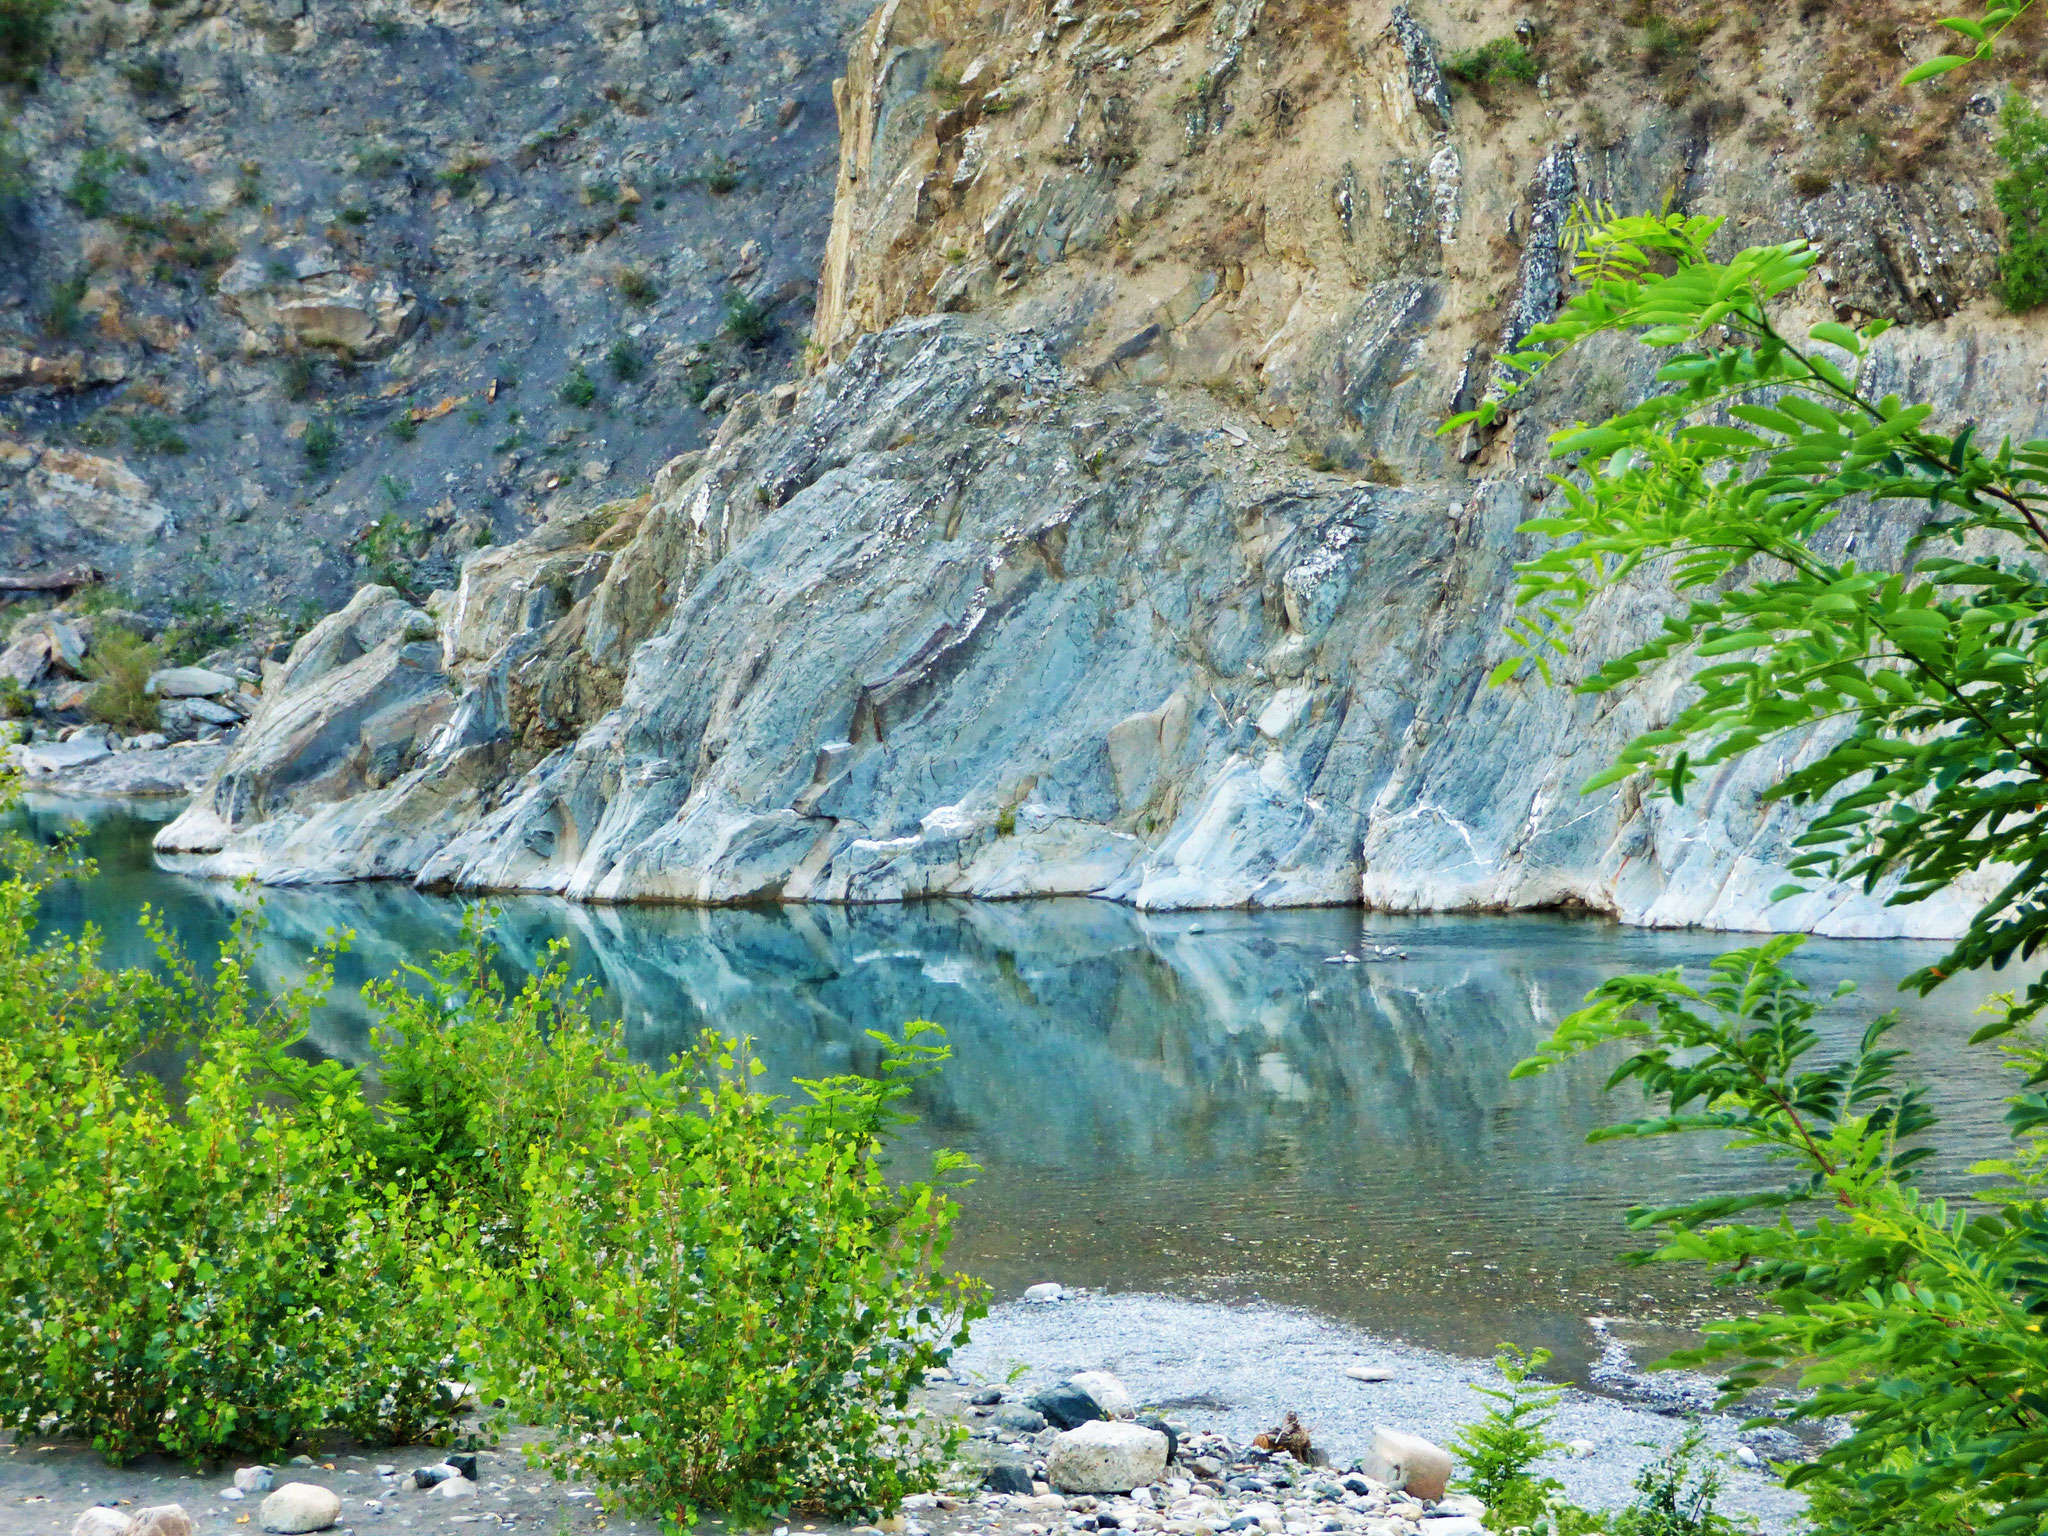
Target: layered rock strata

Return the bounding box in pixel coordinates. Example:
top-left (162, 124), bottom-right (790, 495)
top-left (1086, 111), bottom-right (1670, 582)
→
top-left (154, 0), bottom-right (2048, 934)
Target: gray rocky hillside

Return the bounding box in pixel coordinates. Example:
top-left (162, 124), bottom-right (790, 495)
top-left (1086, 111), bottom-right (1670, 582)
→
top-left (0, 0), bottom-right (863, 624)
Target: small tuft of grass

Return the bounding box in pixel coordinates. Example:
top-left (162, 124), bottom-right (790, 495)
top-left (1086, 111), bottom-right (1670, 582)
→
top-left (1445, 38), bottom-right (1538, 89)
top-left (129, 413), bottom-right (189, 456)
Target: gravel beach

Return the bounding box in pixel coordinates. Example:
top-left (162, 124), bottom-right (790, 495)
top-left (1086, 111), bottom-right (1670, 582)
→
top-left (948, 1292), bottom-right (1808, 1530)
top-left (0, 1292), bottom-right (1807, 1536)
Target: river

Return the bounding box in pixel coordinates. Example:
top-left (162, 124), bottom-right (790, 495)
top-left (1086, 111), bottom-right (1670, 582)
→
top-left (20, 795), bottom-right (2025, 1382)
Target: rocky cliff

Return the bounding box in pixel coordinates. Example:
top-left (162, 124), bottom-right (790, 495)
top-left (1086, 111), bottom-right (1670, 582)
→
top-left (2, 0), bottom-right (863, 618)
top-left (153, 0), bottom-right (2047, 935)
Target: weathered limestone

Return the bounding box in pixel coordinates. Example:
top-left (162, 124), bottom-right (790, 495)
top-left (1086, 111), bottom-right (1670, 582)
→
top-left (1045, 1421), bottom-right (1170, 1494)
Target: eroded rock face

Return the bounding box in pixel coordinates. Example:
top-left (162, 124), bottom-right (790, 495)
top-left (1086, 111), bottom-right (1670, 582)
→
top-left (216, 255), bottom-right (423, 360)
top-left (148, 0), bottom-right (2047, 937)
top-left (157, 586), bottom-right (455, 875)
top-left (159, 314), bottom-right (2004, 935)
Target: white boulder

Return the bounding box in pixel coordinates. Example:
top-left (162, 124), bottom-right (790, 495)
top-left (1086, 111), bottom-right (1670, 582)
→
top-left (1045, 1419), bottom-right (1169, 1493)
top-left (1359, 1426), bottom-right (1454, 1501)
top-left (147, 667), bottom-right (237, 699)
top-left (234, 1468), bottom-right (273, 1494)
top-left (437, 1479), bottom-right (477, 1501)
top-left (258, 1484), bottom-right (341, 1534)
top-left (73, 1510), bottom-right (133, 1536)
top-left (1023, 1282), bottom-right (1066, 1303)
top-left (1068, 1369), bottom-right (1135, 1419)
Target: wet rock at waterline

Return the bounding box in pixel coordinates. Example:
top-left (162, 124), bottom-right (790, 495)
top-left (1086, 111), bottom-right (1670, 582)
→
top-left (1046, 1421), bottom-right (1172, 1494)
top-left (1025, 1283), bottom-right (1067, 1303)
top-left (257, 1483), bottom-right (341, 1534)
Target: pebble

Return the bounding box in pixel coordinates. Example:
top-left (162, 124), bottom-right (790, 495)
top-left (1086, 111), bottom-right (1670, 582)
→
top-left (219, 1491), bottom-right (245, 1503)
top-left (1343, 1366), bottom-right (1395, 1383)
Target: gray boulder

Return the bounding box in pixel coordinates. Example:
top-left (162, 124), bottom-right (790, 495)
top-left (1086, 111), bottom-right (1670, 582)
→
top-left (131, 1506), bottom-right (193, 1536)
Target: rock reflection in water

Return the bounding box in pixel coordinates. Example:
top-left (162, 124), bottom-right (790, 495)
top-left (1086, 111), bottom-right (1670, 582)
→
top-left (26, 804), bottom-right (2022, 1379)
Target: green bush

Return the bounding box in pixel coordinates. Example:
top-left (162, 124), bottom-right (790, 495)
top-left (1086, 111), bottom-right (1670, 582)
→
top-left (1453, 1349), bottom-right (1733, 1536)
top-left (0, 860), bottom-right (982, 1514)
top-left (65, 147), bottom-right (124, 219)
top-left (1453, 1347), bottom-right (1567, 1528)
top-left (128, 412), bottom-right (188, 455)
top-left (607, 336), bottom-right (643, 381)
top-left (1995, 92), bottom-right (2048, 311)
top-left (459, 1040), bottom-right (975, 1523)
top-left (0, 0), bottom-right (60, 86)
top-left (618, 266), bottom-right (661, 306)
top-left (83, 627), bottom-right (160, 731)
top-left (159, 597), bottom-right (239, 667)
top-left (558, 363), bottom-right (597, 407)
top-left (0, 891), bottom-right (390, 1463)
top-left (723, 287), bottom-right (775, 346)
top-left (303, 416), bottom-right (339, 473)
top-left (1445, 38), bottom-right (1539, 89)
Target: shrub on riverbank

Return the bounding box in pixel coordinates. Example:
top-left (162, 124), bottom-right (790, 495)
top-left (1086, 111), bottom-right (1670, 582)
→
top-left (0, 830), bottom-right (981, 1518)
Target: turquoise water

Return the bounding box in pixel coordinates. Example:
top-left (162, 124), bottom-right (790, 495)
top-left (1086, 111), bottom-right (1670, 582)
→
top-left (22, 797), bottom-right (2024, 1379)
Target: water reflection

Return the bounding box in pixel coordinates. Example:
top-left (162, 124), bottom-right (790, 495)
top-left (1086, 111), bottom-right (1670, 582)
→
top-left (22, 801), bottom-right (2025, 1378)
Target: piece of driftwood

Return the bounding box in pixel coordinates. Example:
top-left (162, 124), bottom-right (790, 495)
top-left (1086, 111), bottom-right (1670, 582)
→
top-left (0, 566), bottom-right (98, 595)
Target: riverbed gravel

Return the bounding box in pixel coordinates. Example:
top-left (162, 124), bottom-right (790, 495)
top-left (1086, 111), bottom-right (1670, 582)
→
top-left (947, 1292), bottom-right (1807, 1531)
top-left (0, 1292), bottom-right (1806, 1536)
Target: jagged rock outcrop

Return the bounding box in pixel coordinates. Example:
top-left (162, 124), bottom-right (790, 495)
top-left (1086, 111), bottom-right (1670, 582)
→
top-left (161, 309), bottom-right (2011, 936)
top-left (152, 0), bottom-right (2048, 934)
